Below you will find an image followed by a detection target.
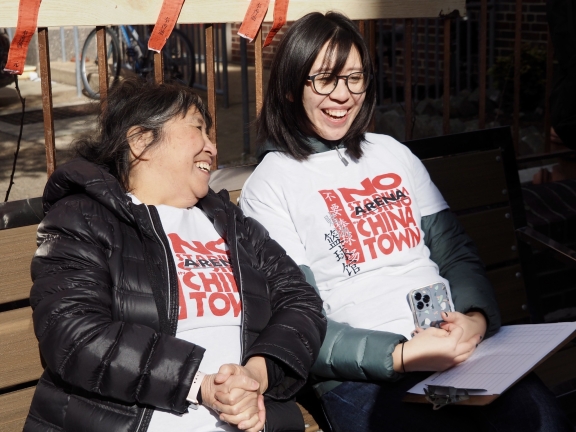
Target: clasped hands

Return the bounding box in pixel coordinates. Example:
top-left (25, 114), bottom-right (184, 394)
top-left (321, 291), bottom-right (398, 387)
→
top-left (393, 311), bottom-right (487, 373)
top-left (200, 356), bottom-right (268, 432)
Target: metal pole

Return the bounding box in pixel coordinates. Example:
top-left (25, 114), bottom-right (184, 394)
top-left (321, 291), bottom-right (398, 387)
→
top-left (513, 0), bottom-right (522, 153)
top-left (73, 26), bottom-right (81, 97)
top-left (425, 19), bottom-right (429, 99)
top-left (413, 19), bottom-right (418, 102)
top-left (221, 24), bottom-right (229, 109)
top-left (479, 0), bottom-right (488, 129)
top-left (215, 24), bottom-right (221, 90)
top-left (404, 19), bottom-right (413, 141)
top-left (455, 17), bottom-right (460, 93)
top-left (544, 31), bottom-right (553, 153)
top-left (60, 27), bottom-right (67, 62)
top-left (435, 19), bottom-right (440, 99)
top-left (489, 1), bottom-right (496, 89)
top-left (443, 17), bottom-right (451, 135)
top-left (392, 19), bottom-right (397, 103)
top-left (240, 37), bottom-right (250, 155)
top-left (466, 11), bottom-right (471, 90)
top-left (377, 19), bottom-right (384, 105)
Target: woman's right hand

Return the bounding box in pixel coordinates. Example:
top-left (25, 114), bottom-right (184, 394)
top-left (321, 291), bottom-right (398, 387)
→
top-left (200, 369), bottom-right (265, 431)
top-left (393, 323), bottom-right (482, 373)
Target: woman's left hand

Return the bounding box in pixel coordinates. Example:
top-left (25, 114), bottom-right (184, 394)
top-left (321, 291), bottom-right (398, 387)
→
top-left (438, 311), bottom-right (487, 344)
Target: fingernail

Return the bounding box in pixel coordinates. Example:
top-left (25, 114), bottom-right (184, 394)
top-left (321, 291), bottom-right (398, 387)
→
top-left (443, 312), bottom-right (448, 318)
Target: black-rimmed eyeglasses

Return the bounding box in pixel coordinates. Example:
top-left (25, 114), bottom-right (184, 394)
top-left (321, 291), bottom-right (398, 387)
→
top-left (307, 72), bottom-right (370, 95)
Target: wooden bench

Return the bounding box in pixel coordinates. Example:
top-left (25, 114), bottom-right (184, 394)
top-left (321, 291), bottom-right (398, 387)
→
top-left (2, 127), bottom-right (576, 431)
top-left (0, 201), bottom-right (42, 431)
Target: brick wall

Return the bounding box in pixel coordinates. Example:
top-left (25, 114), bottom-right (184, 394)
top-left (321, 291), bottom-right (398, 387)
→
top-left (228, 0), bottom-right (549, 94)
top-left (493, 0), bottom-right (548, 58)
top-left (230, 22), bottom-right (290, 68)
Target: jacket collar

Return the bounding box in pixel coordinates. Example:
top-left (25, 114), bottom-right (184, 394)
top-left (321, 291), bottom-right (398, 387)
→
top-left (257, 136), bottom-right (343, 161)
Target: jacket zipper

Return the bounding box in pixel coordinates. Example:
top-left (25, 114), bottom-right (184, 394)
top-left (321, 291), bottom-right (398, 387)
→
top-left (226, 204), bottom-right (268, 431)
top-left (135, 408), bottom-right (147, 432)
top-left (144, 205), bottom-right (172, 325)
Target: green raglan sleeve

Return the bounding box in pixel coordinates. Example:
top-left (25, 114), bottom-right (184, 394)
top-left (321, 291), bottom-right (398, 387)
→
top-left (422, 209), bottom-right (501, 338)
top-left (301, 266), bottom-right (405, 382)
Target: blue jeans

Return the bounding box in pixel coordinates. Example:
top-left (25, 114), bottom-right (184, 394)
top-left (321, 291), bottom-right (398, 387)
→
top-left (320, 373), bottom-right (572, 432)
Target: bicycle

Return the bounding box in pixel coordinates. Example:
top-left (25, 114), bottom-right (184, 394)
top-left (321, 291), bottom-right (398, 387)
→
top-left (80, 25), bottom-right (195, 100)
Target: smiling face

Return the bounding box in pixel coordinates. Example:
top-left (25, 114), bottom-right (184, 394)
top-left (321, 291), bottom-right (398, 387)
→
top-left (302, 42), bottom-right (366, 141)
top-left (128, 107), bottom-right (216, 208)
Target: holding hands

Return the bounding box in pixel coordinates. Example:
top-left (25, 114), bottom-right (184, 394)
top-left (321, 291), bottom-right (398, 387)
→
top-left (393, 311), bottom-right (487, 373)
top-left (201, 356), bottom-right (268, 432)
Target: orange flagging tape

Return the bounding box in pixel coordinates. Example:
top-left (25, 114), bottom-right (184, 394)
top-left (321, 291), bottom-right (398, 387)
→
top-left (4, 0), bottom-right (42, 75)
top-left (148, 0), bottom-right (186, 53)
top-left (262, 0), bottom-right (289, 48)
top-left (238, 0), bottom-right (270, 43)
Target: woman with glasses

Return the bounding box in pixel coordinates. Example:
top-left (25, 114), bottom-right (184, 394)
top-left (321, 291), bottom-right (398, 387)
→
top-left (240, 11), bottom-right (571, 432)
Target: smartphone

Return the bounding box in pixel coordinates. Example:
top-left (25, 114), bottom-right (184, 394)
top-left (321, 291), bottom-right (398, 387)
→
top-left (407, 283), bottom-right (454, 330)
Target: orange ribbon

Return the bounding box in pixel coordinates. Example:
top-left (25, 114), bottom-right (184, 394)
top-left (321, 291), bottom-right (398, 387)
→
top-left (238, 0), bottom-right (289, 46)
top-left (148, 0), bottom-right (186, 53)
top-left (238, 0), bottom-right (270, 43)
top-left (4, 0), bottom-right (42, 75)
top-left (263, 0), bottom-right (289, 48)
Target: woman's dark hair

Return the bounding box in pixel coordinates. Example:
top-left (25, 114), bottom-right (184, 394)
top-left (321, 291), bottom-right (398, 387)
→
top-left (75, 77), bottom-right (211, 191)
top-left (257, 11), bottom-right (375, 161)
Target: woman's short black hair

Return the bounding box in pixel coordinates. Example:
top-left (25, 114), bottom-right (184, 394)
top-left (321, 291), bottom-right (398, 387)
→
top-left (74, 77), bottom-right (211, 191)
top-left (257, 11), bottom-right (375, 161)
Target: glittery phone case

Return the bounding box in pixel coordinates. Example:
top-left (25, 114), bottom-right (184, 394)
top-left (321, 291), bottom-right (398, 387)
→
top-left (407, 283), bottom-right (454, 329)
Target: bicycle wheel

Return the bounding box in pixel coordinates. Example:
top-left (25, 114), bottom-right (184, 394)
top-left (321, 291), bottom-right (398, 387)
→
top-left (80, 27), bottom-right (122, 100)
top-left (162, 28), bottom-right (195, 87)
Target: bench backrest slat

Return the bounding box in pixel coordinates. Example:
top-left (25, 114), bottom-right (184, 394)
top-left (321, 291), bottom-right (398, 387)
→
top-left (0, 387), bottom-right (36, 432)
top-left (0, 307), bottom-right (43, 390)
top-left (0, 225), bottom-right (38, 304)
top-left (458, 207), bottom-right (518, 267)
top-left (422, 149), bottom-right (508, 212)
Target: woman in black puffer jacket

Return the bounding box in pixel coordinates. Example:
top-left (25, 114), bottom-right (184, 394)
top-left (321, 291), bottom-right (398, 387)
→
top-left (24, 78), bottom-right (326, 432)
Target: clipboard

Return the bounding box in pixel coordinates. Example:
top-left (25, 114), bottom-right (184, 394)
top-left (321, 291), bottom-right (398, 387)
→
top-left (403, 323), bottom-right (576, 409)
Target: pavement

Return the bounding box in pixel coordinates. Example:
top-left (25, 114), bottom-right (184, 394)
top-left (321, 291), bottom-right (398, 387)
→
top-left (0, 62), bottom-right (267, 202)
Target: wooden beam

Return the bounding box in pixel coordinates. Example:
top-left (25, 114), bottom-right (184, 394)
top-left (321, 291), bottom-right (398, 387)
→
top-left (205, 24), bottom-right (218, 169)
top-left (1, 0), bottom-right (466, 27)
top-left (154, 51), bottom-right (164, 84)
top-left (255, 28), bottom-right (264, 116)
top-left (37, 28), bottom-right (56, 178)
top-left (96, 26), bottom-right (109, 109)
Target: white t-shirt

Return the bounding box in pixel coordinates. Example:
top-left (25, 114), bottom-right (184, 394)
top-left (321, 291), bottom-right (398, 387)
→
top-left (240, 133), bottom-right (450, 340)
top-left (129, 197), bottom-right (241, 432)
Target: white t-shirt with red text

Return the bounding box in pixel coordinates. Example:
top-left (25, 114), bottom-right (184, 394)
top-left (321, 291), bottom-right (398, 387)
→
top-left (129, 197), bottom-right (241, 432)
top-left (240, 133), bottom-right (450, 340)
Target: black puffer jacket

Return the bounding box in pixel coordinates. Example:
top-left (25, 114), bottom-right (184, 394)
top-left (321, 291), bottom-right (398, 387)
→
top-left (24, 158), bottom-right (326, 432)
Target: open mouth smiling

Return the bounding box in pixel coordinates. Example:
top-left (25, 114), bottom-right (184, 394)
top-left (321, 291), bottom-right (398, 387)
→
top-left (195, 161), bottom-right (211, 173)
top-left (323, 109), bottom-right (348, 119)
